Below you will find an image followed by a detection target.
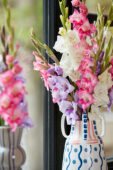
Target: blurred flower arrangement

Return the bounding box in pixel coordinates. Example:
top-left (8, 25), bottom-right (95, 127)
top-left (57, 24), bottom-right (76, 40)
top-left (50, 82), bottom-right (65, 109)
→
top-left (32, 0), bottom-right (113, 125)
top-left (0, 0), bottom-right (33, 131)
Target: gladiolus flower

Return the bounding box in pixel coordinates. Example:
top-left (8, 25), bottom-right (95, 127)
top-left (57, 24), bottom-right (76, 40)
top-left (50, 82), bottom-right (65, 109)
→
top-left (79, 3), bottom-right (88, 16)
top-left (71, 0), bottom-right (80, 7)
top-left (12, 64), bottom-right (22, 74)
top-left (77, 90), bottom-right (94, 110)
top-left (6, 55), bottom-right (14, 65)
top-left (0, 70), bottom-right (14, 87)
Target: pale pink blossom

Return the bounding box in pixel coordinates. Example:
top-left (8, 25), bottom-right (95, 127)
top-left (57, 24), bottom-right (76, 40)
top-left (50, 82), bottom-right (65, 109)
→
top-left (77, 90), bottom-right (94, 110)
top-left (15, 43), bottom-right (20, 51)
top-left (71, 0), bottom-right (80, 7)
top-left (6, 55), bottom-right (14, 65)
top-left (7, 80), bottom-right (27, 105)
top-left (0, 93), bottom-right (12, 109)
top-left (79, 3), bottom-right (88, 16)
top-left (0, 70), bottom-right (14, 87)
top-left (7, 35), bottom-right (13, 43)
top-left (83, 49), bottom-right (93, 57)
top-left (12, 64), bottom-right (22, 74)
top-left (33, 55), bottom-right (48, 71)
top-left (92, 39), bottom-right (99, 52)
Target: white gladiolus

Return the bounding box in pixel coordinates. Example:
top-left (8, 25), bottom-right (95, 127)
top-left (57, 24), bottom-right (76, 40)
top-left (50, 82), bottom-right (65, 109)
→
top-left (53, 29), bottom-right (80, 53)
top-left (53, 29), bottom-right (86, 81)
top-left (93, 69), bottom-right (112, 106)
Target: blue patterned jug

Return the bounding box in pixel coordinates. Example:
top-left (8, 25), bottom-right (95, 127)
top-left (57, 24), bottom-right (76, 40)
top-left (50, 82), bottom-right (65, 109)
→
top-left (61, 113), bottom-right (108, 170)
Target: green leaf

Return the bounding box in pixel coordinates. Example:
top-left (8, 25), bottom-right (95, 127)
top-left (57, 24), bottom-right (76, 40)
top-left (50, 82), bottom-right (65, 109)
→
top-left (104, 36), bottom-right (112, 60)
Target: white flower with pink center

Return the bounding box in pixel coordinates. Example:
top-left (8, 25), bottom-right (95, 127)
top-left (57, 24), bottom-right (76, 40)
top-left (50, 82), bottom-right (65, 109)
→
top-left (77, 90), bottom-right (95, 110)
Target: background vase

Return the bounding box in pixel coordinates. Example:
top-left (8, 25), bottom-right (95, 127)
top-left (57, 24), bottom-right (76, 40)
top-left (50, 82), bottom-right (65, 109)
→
top-left (61, 113), bottom-right (108, 170)
top-left (0, 126), bottom-right (26, 170)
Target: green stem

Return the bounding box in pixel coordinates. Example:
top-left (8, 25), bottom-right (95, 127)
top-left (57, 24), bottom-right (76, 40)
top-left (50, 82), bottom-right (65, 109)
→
top-left (2, 0), bottom-right (15, 56)
top-left (0, 116), bottom-right (5, 126)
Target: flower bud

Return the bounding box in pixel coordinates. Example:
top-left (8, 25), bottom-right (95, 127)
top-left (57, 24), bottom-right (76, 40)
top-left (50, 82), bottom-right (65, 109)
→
top-left (6, 55), bottom-right (14, 65)
top-left (12, 64), bottom-right (22, 74)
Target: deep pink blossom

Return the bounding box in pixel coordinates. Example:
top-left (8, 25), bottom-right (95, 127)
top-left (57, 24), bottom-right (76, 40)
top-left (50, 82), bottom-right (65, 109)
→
top-left (82, 70), bottom-right (98, 87)
top-left (110, 59), bottom-right (113, 65)
top-left (12, 64), bottom-right (22, 74)
top-left (109, 67), bottom-right (113, 79)
top-left (78, 56), bottom-right (94, 73)
top-left (71, 0), bottom-right (80, 7)
top-left (77, 90), bottom-right (94, 110)
top-left (79, 3), bottom-right (88, 16)
top-left (69, 9), bottom-right (85, 27)
top-left (78, 20), bottom-right (95, 39)
top-left (76, 77), bottom-right (94, 93)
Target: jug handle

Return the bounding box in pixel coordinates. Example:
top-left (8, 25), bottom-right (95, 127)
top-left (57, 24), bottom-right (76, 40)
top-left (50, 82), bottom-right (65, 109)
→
top-left (61, 115), bottom-right (69, 139)
top-left (98, 114), bottom-right (105, 137)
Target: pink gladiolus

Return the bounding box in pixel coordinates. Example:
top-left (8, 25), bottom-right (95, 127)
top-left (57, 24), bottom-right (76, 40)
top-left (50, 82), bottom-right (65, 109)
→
top-left (92, 39), bottom-right (99, 52)
top-left (0, 108), bottom-right (28, 131)
top-left (78, 19), bottom-right (92, 37)
top-left (40, 70), bottom-right (51, 90)
top-left (6, 55), bottom-right (14, 65)
top-left (15, 43), bottom-right (20, 51)
top-left (83, 49), bottom-right (93, 57)
top-left (82, 70), bottom-right (98, 87)
top-left (71, 0), bottom-right (80, 7)
top-left (78, 57), bottom-right (94, 72)
top-left (0, 93), bottom-right (12, 109)
top-left (7, 80), bottom-right (27, 97)
top-left (78, 21), bottom-right (96, 39)
top-left (79, 3), bottom-right (88, 16)
top-left (0, 70), bottom-right (14, 87)
top-left (76, 77), bottom-right (94, 93)
top-left (33, 56), bottom-right (47, 71)
top-left (75, 40), bottom-right (90, 50)
top-left (109, 67), bottom-right (113, 80)
top-left (110, 58), bottom-right (113, 65)
top-left (77, 90), bottom-right (94, 110)
top-left (69, 9), bottom-right (85, 27)
top-left (12, 64), bottom-right (22, 74)
top-left (109, 67), bottom-right (113, 74)
top-left (7, 35), bottom-right (13, 43)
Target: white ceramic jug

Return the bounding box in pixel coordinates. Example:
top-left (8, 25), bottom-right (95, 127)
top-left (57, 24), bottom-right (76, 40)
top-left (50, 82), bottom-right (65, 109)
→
top-left (61, 113), bottom-right (108, 170)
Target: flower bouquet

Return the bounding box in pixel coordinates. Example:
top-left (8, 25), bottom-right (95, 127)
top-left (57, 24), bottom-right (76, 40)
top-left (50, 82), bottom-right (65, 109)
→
top-left (32, 0), bottom-right (113, 169)
top-left (0, 1), bottom-right (33, 169)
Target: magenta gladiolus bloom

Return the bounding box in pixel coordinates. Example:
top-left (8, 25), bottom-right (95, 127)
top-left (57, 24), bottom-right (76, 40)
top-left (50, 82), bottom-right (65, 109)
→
top-left (77, 90), bottom-right (94, 110)
top-left (79, 3), bottom-right (88, 16)
top-left (71, 0), bottom-right (80, 7)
